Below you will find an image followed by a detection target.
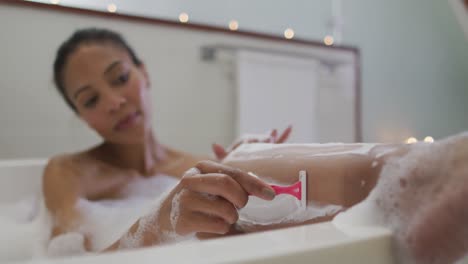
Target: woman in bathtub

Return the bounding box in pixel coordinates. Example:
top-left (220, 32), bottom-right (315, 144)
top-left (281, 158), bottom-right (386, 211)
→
top-left (44, 28), bottom-right (468, 263)
top-left (44, 27), bottom-right (291, 252)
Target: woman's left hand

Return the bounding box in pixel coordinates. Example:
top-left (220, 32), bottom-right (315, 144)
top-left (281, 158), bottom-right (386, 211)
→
top-left (212, 126), bottom-right (292, 161)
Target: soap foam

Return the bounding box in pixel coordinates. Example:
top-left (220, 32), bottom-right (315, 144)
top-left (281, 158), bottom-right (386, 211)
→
top-left (170, 190), bottom-right (183, 231)
top-left (0, 197), bottom-right (52, 262)
top-left (47, 232), bottom-right (88, 257)
top-left (0, 173), bottom-right (198, 261)
top-left (334, 132), bottom-right (468, 264)
top-left (76, 175), bottom-right (178, 252)
top-left (225, 143), bottom-right (379, 162)
top-left (228, 133), bottom-right (275, 151)
top-left (305, 143), bottom-right (377, 157)
top-left (118, 203), bottom-right (161, 250)
top-left (119, 187), bottom-right (198, 249)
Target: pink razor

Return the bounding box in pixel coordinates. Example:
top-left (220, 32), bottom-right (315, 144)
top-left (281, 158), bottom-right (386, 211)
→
top-left (270, 170), bottom-right (308, 210)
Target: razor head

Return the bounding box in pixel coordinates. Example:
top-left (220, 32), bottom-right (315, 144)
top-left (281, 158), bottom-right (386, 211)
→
top-left (299, 170), bottom-right (307, 210)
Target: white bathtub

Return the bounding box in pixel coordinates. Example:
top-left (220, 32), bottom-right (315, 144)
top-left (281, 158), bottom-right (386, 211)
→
top-left (0, 159), bottom-right (396, 264)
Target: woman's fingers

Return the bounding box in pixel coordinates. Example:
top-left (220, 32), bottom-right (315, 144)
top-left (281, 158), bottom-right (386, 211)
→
top-left (173, 161), bottom-right (276, 237)
top-left (214, 126), bottom-right (292, 161)
top-left (228, 140), bottom-right (244, 153)
top-left (276, 125), bottom-right (292, 143)
top-left (181, 172), bottom-right (249, 208)
top-left (246, 138), bottom-right (260, 144)
top-left (212, 143), bottom-right (227, 160)
top-left (184, 191), bottom-right (239, 224)
top-left (270, 129), bottom-right (278, 142)
top-left (195, 161), bottom-right (276, 201)
top-left (172, 177), bottom-right (240, 236)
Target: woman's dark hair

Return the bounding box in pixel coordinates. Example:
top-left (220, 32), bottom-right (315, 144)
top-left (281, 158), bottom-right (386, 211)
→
top-left (53, 28), bottom-right (142, 111)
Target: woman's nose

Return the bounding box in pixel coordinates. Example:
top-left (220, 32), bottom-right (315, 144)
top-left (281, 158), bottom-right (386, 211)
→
top-left (104, 91), bottom-right (127, 113)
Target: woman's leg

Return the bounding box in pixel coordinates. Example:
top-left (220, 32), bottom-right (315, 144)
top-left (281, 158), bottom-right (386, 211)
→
top-left (223, 143), bottom-right (404, 208)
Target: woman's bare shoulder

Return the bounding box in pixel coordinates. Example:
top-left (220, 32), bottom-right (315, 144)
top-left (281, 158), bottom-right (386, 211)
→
top-left (42, 147), bottom-right (106, 195)
top-left (44, 148), bottom-right (99, 176)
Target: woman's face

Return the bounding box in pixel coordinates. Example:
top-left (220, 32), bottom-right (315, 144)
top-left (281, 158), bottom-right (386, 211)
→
top-left (63, 43), bottom-right (152, 144)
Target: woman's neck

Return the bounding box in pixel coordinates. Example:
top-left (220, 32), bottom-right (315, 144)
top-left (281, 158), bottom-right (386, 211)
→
top-left (103, 131), bottom-right (167, 176)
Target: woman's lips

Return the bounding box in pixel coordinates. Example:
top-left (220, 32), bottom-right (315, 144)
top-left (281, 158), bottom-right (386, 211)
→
top-left (114, 112), bottom-right (141, 131)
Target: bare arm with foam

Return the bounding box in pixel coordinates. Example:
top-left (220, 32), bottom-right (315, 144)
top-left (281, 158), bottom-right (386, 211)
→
top-left (43, 157), bottom-right (93, 254)
top-left (106, 161), bottom-right (278, 250)
top-left (104, 192), bottom-right (172, 251)
top-left (43, 155), bottom-right (187, 254)
top-left (104, 187), bottom-right (197, 251)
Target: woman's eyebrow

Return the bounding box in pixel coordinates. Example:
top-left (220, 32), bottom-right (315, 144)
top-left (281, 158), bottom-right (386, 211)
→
top-left (104, 60), bottom-right (121, 75)
top-left (73, 85), bottom-right (91, 100)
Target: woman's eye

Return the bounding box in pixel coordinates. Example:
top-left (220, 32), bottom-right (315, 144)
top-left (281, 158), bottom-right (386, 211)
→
top-left (115, 72), bottom-right (130, 85)
top-left (84, 96), bottom-right (99, 108)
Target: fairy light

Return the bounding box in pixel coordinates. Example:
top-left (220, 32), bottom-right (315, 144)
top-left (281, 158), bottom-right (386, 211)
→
top-left (324, 35), bottom-right (334, 46)
top-left (179, 12), bottom-right (189, 23)
top-left (424, 136), bottom-right (434, 143)
top-left (229, 20), bottom-right (239, 31)
top-left (284, 28), bottom-right (295, 39)
top-left (107, 3), bottom-right (117, 13)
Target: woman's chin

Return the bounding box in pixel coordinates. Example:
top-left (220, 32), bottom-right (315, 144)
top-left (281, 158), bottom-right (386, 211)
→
top-left (106, 128), bottom-right (147, 145)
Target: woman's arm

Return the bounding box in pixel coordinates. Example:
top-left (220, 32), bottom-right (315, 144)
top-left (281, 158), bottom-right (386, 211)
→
top-left (104, 161), bottom-right (278, 250)
top-left (44, 156), bottom-right (173, 253)
top-left (44, 156), bottom-right (277, 253)
top-left (43, 156), bottom-right (93, 252)
top-left (43, 156), bottom-right (162, 253)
